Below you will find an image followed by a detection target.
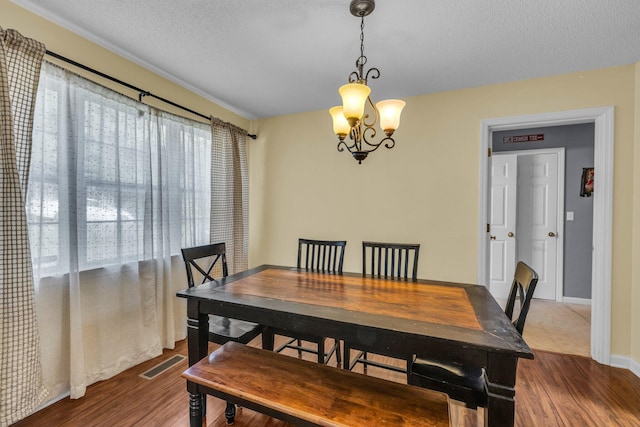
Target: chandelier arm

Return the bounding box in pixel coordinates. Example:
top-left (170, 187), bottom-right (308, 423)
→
top-left (360, 126), bottom-right (382, 152)
top-left (362, 96), bottom-right (378, 128)
top-left (382, 136), bottom-right (396, 149)
top-left (337, 127), bottom-right (365, 154)
top-left (364, 67), bottom-right (380, 82)
top-left (355, 56), bottom-right (366, 81)
top-left (360, 132), bottom-right (380, 153)
top-left (352, 123), bottom-right (362, 152)
top-left (337, 140), bottom-right (351, 153)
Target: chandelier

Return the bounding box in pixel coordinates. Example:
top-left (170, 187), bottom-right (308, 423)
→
top-left (329, 0), bottom-right (405, 164)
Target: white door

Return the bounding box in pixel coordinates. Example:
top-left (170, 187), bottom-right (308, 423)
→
top-left (489, 154), bottom-right (517, 298)
top-left (516, 153), bottom-right (559, 300)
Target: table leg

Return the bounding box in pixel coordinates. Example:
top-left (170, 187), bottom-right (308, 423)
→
top-left (484, 353), bottom-right (518, 427)
top-left (187, 302), bottom-right (209, 427)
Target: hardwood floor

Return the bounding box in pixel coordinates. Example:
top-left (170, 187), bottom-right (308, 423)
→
top-left (12, 303), bottom-right (640, 427)
top-left (515, 349), bottom-right (640, 426)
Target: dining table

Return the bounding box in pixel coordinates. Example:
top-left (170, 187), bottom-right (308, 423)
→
top-left (176, 264), bottom-right (534, 427)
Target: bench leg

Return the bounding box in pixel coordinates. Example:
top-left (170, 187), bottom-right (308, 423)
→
top-left (225, 402), bottom-right (236, 425)
top-left (343, 343), bottom-right (351, 370)
top-left (262, 328), bottom-right (275, 351)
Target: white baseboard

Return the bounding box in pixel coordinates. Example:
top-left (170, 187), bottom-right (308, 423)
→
top-left (34, 391), bottom-right (69, 412)
top-left (610, 355), bottom-right (640, 379)
top-left (562, 296), bottom-right (591, 305)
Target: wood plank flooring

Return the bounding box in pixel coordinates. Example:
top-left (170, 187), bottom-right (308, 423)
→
top-left (12, 335), bottom-right (640, 427)
top-left (515, 350), bottom-right (640, 426)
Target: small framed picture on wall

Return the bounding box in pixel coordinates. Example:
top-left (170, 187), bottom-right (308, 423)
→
top-left (580, 167), bottom-right (594, 197)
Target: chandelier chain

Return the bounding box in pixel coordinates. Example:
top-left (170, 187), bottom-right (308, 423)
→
top-left (351, 13), bottom-right (379, 84)
top-left (360, 15), bottom-right (365, 62)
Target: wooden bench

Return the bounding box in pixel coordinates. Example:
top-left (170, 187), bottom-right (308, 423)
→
top-left (182, 341), bottom-right (450, 426)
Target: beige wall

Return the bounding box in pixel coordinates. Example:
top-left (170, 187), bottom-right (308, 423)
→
top-left (1, 0), bottom-right (249, 130)
top-left (250, 65), bottom-right (638, 360)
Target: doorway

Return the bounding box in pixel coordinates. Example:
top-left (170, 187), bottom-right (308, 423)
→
top-left (476, 107), bottom-right (614, 365)
top-left (489, 149), bottom-right (565, 301)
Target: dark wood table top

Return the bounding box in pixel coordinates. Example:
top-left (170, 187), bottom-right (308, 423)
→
top-left (177, 265), bottom-right (533, 359)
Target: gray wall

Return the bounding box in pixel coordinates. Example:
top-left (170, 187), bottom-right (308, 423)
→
top-left (493, 124), bottom-right (594, 299)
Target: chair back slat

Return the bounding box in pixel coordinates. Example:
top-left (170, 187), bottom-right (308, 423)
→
top-left (362, 241), bottom-right (420, 281)
top-left (181, 242), bottom-right (229, 287)
top-left (298, 238), bottom-right (346, 274)
top-left (504, 261), bottom-right (539, 334)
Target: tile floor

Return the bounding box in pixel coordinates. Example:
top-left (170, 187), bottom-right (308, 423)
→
top-left (497, 297), bottom-right (591, 357)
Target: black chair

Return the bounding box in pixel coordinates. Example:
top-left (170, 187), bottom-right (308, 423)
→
top-left (297, 238), bottom-right (346, 274)
top-left (362, 241), bottom-right (420, 281)
top-left (408, 261), bottom-right (538, 409)
top-left (343, 241), bottom-right (421, 377)
top-left (181, 242), bottom-right (265, 423)
top-left (271, 238), bottom-right (346, 365)
top-left (181, 243), bottom-right (264, 345)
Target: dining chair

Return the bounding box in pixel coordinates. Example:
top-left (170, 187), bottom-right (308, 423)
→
top-left (297, 238), bottom-right (346, 274)
top-left (181, 243), bottom-right (265, 346)
top-left (343, 241), bottom-right (421, 377)
top-left (362, 240), bottom-right (420, 281)
top-left (408, 261), bottom-right (539, 408)
top-left (181, 242), bottom-right (266, 422)
top-left (271, 238), bottom-right (346, 365)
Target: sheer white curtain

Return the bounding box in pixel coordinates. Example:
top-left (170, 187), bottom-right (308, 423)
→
top-left (27, 62), bottom-right (211, 399)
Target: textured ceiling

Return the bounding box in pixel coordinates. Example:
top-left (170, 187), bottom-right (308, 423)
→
top-left (12, 0), bottom-right (640, 119)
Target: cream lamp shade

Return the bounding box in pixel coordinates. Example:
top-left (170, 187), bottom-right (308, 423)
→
top-left (376, 99), bottom-right (406, 133)
top-left (329, 106), bottom-right (351, 138)
top-left (339, 83), bottom-right (371, 127)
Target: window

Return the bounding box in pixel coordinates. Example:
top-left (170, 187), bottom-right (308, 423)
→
top-left (27, 62), bottom-right (211, 278)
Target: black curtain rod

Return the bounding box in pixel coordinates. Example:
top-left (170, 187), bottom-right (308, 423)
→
top-left (45, 50), bottom-right (257, 140)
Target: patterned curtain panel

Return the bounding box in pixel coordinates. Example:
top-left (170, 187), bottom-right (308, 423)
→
top-left (0, 28), bottom-right (47, 427)
top-left (210, 117), bottom-right (249, 274)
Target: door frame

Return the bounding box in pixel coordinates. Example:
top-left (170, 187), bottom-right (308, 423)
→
top-left (492, 148), bottom-right (566, 302)
top-left (477, 107), bottom-right (614, 365)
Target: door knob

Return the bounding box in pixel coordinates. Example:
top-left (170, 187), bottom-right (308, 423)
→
top-left (490, 236), bottom-right (496, 240)
top-left (508, 232), bottom-right (514, 237)
top-left (548, 232), bottom-right (556, 237)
